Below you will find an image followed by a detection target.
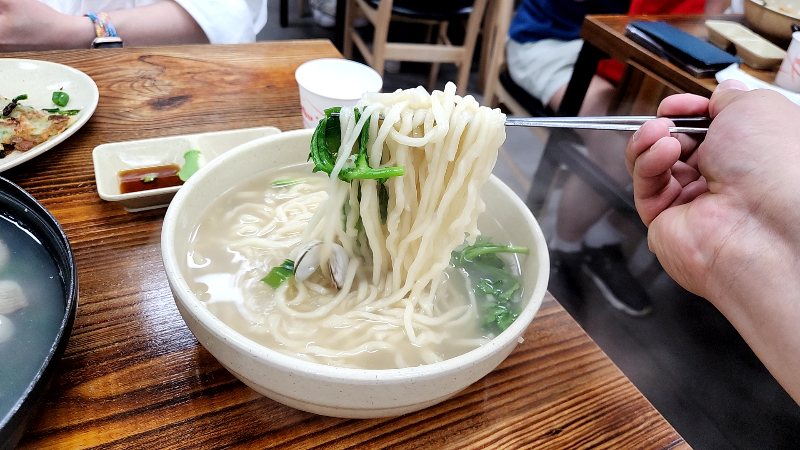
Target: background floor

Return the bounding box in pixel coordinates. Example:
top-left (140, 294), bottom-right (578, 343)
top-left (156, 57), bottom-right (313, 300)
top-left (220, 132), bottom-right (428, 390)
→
top-left (258, 4), bottom-right (800, 448)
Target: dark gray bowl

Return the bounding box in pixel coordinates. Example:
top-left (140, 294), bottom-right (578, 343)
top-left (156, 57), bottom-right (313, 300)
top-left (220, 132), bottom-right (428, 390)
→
top-left (0, 177), bottom-right (78, 449)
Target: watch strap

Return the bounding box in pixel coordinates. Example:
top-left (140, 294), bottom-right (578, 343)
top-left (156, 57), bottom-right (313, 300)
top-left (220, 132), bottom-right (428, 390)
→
top-left (86, 12), bottom-right (123, 48)
top-left (91, 36), bottom-right (124, 49)
top-left (86, 12), bottom-right (118, 38)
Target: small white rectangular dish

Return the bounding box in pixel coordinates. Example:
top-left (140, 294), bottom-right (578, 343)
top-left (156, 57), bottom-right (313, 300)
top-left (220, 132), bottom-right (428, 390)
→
top-left (93, 126), bottom-right (281, 212)
top-left (705, 20), bottom-right (786, 70)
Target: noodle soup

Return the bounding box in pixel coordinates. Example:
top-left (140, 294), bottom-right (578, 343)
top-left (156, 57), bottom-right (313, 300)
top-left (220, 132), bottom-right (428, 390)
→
top-left (179, 83), bottom-right (530, 371)
top-left (183, 166), bottom-right (526, 369)
top-left (162, 125), bottom-right (549, 417)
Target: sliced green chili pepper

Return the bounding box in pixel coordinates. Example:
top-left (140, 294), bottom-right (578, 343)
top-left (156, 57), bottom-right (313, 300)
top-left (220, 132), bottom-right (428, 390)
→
top-left (42, 108), bottom-right (80, 116)
top-left (2, 94), bottom-right (27, 117)
top-left (52, 91), bottom-right (70, 107)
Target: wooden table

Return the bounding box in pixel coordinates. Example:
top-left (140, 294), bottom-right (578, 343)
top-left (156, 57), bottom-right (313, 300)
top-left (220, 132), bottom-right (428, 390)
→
top-left (559, 14), bottom-right (781, 116)
top-left (2, 41), bottom-right (688, 449)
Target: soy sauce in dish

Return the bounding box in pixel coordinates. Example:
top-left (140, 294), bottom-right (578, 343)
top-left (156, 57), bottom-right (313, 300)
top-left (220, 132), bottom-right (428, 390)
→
top-left (118, 164), bottom-right (183, 194)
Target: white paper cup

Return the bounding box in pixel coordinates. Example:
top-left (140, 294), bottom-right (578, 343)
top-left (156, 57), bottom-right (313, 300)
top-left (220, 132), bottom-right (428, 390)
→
top-left (775, 31), bottom-right (800, 93)
top-left (295, 59), bottom-right (383, 129)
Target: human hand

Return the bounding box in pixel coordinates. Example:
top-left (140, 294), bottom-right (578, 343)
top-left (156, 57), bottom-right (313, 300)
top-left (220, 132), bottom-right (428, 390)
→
top-left (626, 80), bottom-right (800, 298)
top-left (0, 0), bottom-right (93, 51)
top-left (626, 81), bottom-right (800, 403)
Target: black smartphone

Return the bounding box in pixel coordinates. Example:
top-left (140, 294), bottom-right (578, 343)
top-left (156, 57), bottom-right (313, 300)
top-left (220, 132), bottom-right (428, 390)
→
top-left (624, 20), bottom-right (740, 78)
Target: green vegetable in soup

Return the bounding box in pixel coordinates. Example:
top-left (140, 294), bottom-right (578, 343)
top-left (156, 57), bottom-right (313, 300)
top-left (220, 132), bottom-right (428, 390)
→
top-left (378, 182), bottom-right (389, 224)
top-left (452, 237), bottom-right (529, 333)
top-left (271, 178), bottom-right (305, 187)
top-left (456, 239), bottom-right (529, 262)
top-left (309, 107), bottom-right (405, 183)
top-left (310, 107), bottom-right (398, 252)
top-left (262, 259), bottom-right (295, 288)
top-left (51, 91), bottom-right (70, 107)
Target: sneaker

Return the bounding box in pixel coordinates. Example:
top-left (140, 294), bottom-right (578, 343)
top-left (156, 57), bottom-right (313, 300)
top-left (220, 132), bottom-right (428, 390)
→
top-left (549, 249), bottom-right (585, 303)
top-left (582, 245), bottom-right (653, 317)
top-left (311, 0), bottom-right (367, 28)
top-left (310, 0), bottom-right (336, 27)
top-left (384, 60), bottom-right (401, 73)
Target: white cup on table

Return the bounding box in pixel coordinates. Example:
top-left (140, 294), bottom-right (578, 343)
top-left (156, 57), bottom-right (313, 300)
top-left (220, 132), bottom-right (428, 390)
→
top-left (775, 31), bottom-right (800, 94)
top-left (295, 58), bottom-right (383, 129)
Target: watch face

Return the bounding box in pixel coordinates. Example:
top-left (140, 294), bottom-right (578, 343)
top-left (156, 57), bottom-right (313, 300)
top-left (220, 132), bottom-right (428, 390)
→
top-left (92, 37), bottom-right (123, 49)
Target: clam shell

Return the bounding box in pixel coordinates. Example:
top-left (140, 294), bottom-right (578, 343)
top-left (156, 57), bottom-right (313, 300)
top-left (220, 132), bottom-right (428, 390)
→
top-left (294, 240), bottom-right (324, 282)
top-left (293, 240), bottom-right (349, 290)
top-left (328, 244), bottom-right (349, 290)
top-left (0, 239), bottom-right (8, 271)
top-left (0, 314), bottom-right (14, 344)
top-left (0, 280), bottom-right (27, 315)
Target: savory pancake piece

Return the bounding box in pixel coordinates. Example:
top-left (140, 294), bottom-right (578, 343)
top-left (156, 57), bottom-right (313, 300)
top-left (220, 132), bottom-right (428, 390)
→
top-left (1, 95), bottom-right (78, 158)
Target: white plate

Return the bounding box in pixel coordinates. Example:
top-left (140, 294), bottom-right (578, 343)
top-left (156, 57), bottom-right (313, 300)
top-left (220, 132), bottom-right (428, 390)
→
top-left (0, 58), bottom-right (99, 173)
top-left (92, 126), bottom-right (282, 212)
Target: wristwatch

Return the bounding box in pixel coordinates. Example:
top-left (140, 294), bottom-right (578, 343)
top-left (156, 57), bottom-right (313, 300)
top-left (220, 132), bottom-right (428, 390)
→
top-left (86, 12), bottom-right (123, 48)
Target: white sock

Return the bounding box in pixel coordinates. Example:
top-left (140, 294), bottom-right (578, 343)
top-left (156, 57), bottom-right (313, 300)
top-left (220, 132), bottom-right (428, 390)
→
top-left (583, 215), bottom-right (625, 249)
top-left (550, 234), bottom-right (582, 253)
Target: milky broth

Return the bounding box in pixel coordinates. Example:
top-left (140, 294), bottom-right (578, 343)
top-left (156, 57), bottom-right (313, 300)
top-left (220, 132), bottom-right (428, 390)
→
top-left (181, 166), bottom-right (526, 369)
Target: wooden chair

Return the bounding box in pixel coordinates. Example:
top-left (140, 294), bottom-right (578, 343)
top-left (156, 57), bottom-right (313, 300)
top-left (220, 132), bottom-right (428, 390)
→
top-left (478, 0), bottom-right (647, 231)
top-left (480, 0), bottom-right (553, 143)
top-left (343, 0), bottom-right (490, 95)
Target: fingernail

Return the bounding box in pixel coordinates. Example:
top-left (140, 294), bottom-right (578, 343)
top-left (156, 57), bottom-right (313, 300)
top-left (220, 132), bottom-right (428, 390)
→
top-left (717, 79), bottom-right (749, 91)
top-left (632, 126), bottom-right (641, 142)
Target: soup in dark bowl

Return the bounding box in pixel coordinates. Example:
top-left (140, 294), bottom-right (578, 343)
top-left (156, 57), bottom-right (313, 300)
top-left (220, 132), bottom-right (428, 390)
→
top-left (0, 177), bottom-right (78, 450)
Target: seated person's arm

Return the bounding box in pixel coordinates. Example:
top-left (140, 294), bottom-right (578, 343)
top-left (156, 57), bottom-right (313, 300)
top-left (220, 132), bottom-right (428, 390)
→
top-left (0, 0), bottom-right (207, 52)
top-left (109, 2), bottom-right (208, 47)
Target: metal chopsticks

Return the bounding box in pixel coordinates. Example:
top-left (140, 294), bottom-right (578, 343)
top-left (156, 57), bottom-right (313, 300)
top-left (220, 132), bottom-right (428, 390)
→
top-left (504, 116), bottom-right (710, 134)
top-left (329, 112), bottom-right (710, 134)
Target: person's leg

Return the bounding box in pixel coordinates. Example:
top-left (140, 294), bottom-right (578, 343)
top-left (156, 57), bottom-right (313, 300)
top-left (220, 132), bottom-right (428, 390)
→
top-left (508, 38), bottom-right (651, 315)
top-left (510, 40), bottom-right (629, 246)
top-left (548, 75), bottom-right (632, 243)
top-left (549, 76), bottom-right (652, 316)
top-left (507, 38), bottom-right (592, 303)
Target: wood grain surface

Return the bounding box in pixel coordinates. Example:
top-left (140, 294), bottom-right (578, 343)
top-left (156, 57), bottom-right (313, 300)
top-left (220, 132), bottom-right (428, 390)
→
top-left (2, 41), bottom-right (688, 449)
top-left (581, 14), bottom-right (780, 97)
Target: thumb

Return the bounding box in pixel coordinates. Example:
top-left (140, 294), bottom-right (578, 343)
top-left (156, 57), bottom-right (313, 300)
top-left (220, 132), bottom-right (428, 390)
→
top-left (708, 79), bottom-right (749, 118)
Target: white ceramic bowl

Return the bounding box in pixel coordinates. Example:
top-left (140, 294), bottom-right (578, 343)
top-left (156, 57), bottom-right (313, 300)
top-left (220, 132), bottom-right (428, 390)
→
top-left (161, 129), bottom-right (550, 418)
